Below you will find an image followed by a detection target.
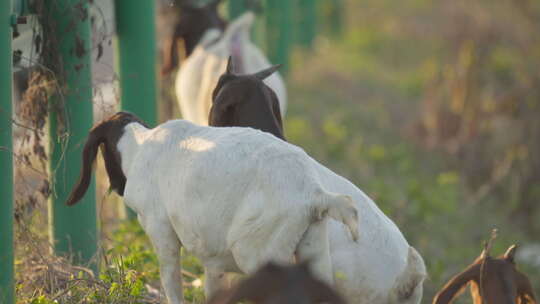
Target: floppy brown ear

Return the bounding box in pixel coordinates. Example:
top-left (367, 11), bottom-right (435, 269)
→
top-left (433, 263), bottom-right (481, 304)
top-left (503, 244), bottom-right (518, 263)
top-left (65, 126), bottom-right (104, 206)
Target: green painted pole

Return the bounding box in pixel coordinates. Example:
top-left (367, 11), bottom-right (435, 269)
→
top-left (296, 0), bottom-right (317, 48)
top-left (266, 0), bottom-right (292, 74)
top-left (0, 1), bottom-right (14, 302)
top-left (228, 0), bottom-right (246, 19)
top-left (114, 0), bottom-right (158, 219)
top-left (47, 0), bottom-right (97, 269)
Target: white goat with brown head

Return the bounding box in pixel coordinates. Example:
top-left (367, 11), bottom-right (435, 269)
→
top-left (208, 59), bottom-right (427, 304)
top-left (66, 112), bottom-right (358, 304)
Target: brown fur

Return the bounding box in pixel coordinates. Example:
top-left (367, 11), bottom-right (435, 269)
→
top-left (160, 0), bottom-right (226, 75)
top-left (65, 112), bottom-right (147, 206)
top-left (433, 245), bottom-right (537, 304)
top-left (206, 262), bottom-right (346, 304)
top-left (209, 57), bottom-right (285, 140)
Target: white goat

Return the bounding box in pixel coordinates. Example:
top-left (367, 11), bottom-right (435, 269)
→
top-left (67, 112), bottom-right (358, 304)
top-left (175, 12), bottom-right (287, 125)
top-left (210, 62), bottom-right (427, 304)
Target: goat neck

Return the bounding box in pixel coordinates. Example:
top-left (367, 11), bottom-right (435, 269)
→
top-left (116, 121), bottom-right (150, 178)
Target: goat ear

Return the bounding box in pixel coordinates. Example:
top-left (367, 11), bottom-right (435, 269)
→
top-left (433, 263), bottom-right (480, 304)
top-left (252, 64), bottom-right (281, 80)
top-left (225, 56), bottom-right (235, 75)
top-left (65, 126), bottom-right (104, 206)
top-left (503, 244), bottom-right (518, 262)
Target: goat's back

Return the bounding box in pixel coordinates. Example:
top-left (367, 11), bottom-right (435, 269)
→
top-left (125, 121), bottom-right (319, 262)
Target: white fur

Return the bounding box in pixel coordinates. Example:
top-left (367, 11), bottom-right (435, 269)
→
top-left (175, 12), bottom-right (287, 125)
top-left (116, 120), bottom-right (357, 304)
top-left (313, 160), bottom-right (427, 304)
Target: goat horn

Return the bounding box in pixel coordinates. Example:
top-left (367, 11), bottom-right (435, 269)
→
top-left (480, 228), bottom-right (498, 258)
top-left (503, 244), bottom-right (518, 262)
top-left (226, 56), bottom-right (235, 74)
top-left (252, 64), bottom-right (282, 80)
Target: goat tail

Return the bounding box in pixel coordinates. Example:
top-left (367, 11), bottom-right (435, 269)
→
top-left (65, 126), bottom-right (104, 206)
top-left (392, 246), bottom-right (427, 304)
top-left (314, 191), bottom-right (359, 242)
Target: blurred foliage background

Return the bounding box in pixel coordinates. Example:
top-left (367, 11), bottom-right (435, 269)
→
top-left (284, 0), bottom-right (540, 301)
top-left (13, 0), bottom-right (540, 303)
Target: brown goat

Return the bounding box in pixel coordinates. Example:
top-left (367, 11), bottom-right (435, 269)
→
top-left (433, 244), bottom-right (537, 304)
top-left (209, 57), bottom-right (285, 140)
top-left (206, 262), bottom-right (346, 304)
top-left (160, 0), bottom-right (226, 75)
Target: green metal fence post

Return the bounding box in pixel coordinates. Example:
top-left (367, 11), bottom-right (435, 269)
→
top-left (47, 0), bottom-right (97, 269)
top-left (266, 0), bottom-right (292, 74)
top-left (115, 0), bottom-right (158, 218)
top-left (114, 0), bottom-right (157, 124)
top-left (296, 0), bottom-right (317, 48)
top-left (0, 1), bottom-right (14, 302)
top-left (114, 0), bottom-right (158, 219)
